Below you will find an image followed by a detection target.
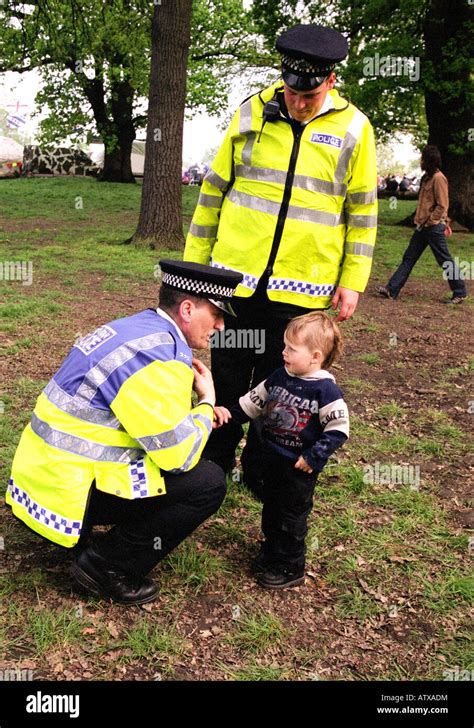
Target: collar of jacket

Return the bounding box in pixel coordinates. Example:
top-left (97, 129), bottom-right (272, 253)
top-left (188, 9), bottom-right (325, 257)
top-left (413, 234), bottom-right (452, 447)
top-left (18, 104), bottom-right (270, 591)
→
top-left (257, 81), bottom-right (349, 115)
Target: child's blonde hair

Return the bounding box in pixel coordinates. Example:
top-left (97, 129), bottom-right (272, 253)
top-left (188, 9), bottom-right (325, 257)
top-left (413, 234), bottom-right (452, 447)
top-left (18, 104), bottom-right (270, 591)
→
top-left (285, 311), bottom-right (343, 369)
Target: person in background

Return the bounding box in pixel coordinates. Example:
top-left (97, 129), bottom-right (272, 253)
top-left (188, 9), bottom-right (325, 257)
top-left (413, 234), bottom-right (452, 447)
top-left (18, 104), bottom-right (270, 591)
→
top-left (376, 145), bottom-right (468, 304)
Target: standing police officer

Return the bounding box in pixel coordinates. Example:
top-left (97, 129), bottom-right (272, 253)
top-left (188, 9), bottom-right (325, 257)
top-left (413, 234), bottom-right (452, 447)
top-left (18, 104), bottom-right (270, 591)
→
top-left (7, 261), bottom-right (242, 605)
top-left (184, 24), bottom-right (377, 494)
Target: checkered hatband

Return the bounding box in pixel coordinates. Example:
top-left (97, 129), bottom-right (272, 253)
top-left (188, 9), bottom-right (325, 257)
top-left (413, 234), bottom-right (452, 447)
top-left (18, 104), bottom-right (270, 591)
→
top-left (281, 53), bottom-right (334, 76)
top-left (161, 272), bottom-right (235, 301)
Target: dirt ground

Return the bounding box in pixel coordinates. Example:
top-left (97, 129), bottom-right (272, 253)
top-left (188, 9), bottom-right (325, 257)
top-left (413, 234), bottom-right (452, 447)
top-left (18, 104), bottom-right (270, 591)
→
top-left (0, 221), bottom-right (472, 681)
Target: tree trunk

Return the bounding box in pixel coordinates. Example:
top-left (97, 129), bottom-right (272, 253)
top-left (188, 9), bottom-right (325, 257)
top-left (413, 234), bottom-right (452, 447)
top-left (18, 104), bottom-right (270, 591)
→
top-left (423, 0), bottom-right (474, 230)
top-left (133, 0), bottom-right (193, 248)
top-left (99, 137), bottom-right (135, 183)
top-left (83, 76), bottom-right (136, 184)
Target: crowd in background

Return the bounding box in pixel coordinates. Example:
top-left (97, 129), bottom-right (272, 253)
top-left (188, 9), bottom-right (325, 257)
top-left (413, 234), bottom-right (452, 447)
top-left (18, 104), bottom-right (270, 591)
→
top-left (377, 173), bottom-right (420, 196)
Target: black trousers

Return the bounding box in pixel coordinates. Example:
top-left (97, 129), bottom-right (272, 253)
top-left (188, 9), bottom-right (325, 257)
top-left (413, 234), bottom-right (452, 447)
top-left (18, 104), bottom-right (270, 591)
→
top-left (80, 459), bottom-right (226, 577)
top-left (387, 224), bottom-right (467, 298)
top-left (260, 451), bottom-right (317, 572)
top-left (204, 290), bottom-right (310, 492)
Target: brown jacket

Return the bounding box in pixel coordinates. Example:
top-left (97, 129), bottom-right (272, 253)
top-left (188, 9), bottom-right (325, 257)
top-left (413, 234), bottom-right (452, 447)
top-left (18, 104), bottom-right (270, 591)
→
top-left (414, 170), bottom-right (449, 227)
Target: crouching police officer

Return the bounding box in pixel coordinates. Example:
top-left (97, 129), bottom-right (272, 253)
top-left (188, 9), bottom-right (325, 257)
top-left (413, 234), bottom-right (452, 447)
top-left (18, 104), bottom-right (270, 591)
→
top-left (6, 261), bottom-right (242, 605)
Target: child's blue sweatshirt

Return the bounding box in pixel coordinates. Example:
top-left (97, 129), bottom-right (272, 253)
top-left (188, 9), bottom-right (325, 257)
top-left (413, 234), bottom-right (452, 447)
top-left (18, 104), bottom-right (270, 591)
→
top-left (230, 367), bottom-right (349, 473)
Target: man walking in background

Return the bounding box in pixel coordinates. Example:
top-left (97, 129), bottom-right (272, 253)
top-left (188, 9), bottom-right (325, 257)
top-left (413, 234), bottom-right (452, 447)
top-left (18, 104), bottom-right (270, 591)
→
top-left (376, 145), bottom-right (467, 304)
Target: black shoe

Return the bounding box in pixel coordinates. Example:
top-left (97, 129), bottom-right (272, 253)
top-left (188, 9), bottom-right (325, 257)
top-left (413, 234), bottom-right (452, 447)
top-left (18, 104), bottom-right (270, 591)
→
top-left (447, 294), bottom-right (468, 305)
top-left (250, 551), bottom-right (274, 575)
top-left (375, 285), bottom-right (394, 299)
top-left (257, 567), bottom-right (305, 590)
top-left (70, 545), bottom-right (158, 606)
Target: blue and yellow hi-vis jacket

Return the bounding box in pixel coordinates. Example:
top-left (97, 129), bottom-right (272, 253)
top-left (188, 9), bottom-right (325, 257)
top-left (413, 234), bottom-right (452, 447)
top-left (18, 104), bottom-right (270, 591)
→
top-left (184, 82), bottom-right (377, 307)
top-left (7, 309), bottom-right (214, 548)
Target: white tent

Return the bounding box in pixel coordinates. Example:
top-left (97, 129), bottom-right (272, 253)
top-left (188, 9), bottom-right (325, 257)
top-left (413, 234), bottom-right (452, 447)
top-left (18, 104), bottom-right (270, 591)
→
top-left (0, 136), bottom-right (23, 162)
top-left (88, 140), bottom-right (145, 176)
top-left (0, 136), bottom-right (24, 177)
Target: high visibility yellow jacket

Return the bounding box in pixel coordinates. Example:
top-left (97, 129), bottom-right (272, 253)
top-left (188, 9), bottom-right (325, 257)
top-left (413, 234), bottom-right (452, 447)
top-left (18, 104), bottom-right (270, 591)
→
top-left (184, 82), bottom-right (377, 307)
top-left (7, 309), bottom-right (213, 548)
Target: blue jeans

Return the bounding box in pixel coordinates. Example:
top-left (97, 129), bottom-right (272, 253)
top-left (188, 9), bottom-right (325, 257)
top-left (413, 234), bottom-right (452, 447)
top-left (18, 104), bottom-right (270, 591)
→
top-left (387, 224), bottom-right (467, 298)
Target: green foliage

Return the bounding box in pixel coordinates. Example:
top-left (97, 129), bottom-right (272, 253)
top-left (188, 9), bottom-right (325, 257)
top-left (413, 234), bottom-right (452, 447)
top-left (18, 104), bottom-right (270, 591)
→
top-left (188, 0), bottom-right (261, 116)
top-left (1, 0), bottom-right (259, 147)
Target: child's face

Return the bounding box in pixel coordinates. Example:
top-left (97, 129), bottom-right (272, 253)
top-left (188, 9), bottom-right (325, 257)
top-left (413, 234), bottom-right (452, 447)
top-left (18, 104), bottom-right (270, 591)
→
top-left (282, 333), bottom-right (322, 376)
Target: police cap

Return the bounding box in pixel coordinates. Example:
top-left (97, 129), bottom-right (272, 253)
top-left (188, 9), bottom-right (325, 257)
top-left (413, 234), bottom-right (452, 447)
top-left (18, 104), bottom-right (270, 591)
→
top-left (276, 24), bottom-right (348, 91)
top-left (159, 259), bottom-right (243, 315)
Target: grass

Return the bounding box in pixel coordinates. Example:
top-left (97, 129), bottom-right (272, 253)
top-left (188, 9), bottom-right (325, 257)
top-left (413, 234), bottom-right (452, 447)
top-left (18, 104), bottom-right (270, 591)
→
top-left (119, 619), bottom-right (183, 662)
top-left (422, 572), bottom-right (474, 613)
top-left (0, 179), bottom-right (472, 681)
top-left (335, 586), bottom-right (384, 619)
top-left (27, 607), bottom-right (85, 655)
top-left (163, 540), bottom-right (232, 592)
top-left (224, 610), bottom-right (284, 655)
top-left (221, 661), bottom-right (290, 681)
top-left (359, 352), bottom-right (380, 365)
top-left (376, 401), bottom-right (407, 419)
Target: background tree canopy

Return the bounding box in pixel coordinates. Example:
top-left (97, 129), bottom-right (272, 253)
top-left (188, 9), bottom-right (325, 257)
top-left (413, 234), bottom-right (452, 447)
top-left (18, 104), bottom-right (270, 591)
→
top-left (1, 0), bottom-right (472, 227)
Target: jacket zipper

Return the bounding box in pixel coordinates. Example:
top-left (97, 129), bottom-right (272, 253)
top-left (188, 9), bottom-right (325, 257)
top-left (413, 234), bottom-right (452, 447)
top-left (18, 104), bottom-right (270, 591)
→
top-left (262, 98), bottom-right (348, 281)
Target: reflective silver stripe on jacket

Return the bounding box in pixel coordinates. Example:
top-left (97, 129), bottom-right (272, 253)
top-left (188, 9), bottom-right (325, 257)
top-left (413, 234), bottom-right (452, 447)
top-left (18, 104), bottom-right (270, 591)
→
top-left (189, 223), bottom-right (219, 238)
top-left (44, 379), bottom-right (123, 430)
top-left (346, 188), bottom-right (378, 205)
top-left (75, 332), bottom-right (174, 405)
top-left (239, 98), bottom-right (256, 166)
top-left (197, 192), bottom-right (224, 208)
top-left (235, 164), bottom-right (348, 197)
top-left (164, 414), bottom-right (211, 473)
top-left (31, 412), bottom-right (144, 463)
top-left (227, 189), bottom-right (344, 227)
top-left (334, 109), bottom-right (367, 183)
top-left (204, 168), bottom-right (230, 192)
top-left (346, 213), bottom-right (378, 228)
top-left (136, 415), bottom-right (199, 451)
top-left (344, 242), bottom-right (374, 258)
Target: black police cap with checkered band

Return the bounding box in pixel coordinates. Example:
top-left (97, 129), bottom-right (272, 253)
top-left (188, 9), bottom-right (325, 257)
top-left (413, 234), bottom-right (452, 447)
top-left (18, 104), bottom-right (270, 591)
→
top-left (276, 24), bottom-right (348, 91)
top-left (159, 259), bottom-right (243, 315)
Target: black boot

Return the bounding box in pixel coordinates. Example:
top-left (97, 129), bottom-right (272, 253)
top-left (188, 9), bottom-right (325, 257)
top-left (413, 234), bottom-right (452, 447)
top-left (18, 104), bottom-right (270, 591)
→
top-left (250, 550), bottom-right (275, 575)
top-left (70, 544), bottom-right (158, 606)
top-left (257, 567), bottom-right (305, 589)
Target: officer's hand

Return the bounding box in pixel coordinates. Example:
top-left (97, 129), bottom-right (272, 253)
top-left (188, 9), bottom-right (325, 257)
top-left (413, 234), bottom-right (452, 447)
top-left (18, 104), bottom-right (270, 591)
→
top-left (192, 358), bottom-right (216, 404)
top-left (331, 286), bottom-right (359, 322)
top-left (294, 456), bottom-right (313, 473)
top-left (213, 406), bottom-right (232, 428)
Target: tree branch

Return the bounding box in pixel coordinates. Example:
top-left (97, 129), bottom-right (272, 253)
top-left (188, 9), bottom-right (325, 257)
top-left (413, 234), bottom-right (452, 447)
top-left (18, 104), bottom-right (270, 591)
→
top-left (0, 57), bottom-right (55, 73)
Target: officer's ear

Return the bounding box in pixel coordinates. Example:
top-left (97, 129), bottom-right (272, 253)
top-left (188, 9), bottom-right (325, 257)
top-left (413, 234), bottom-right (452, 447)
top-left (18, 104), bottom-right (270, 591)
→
top-left (178, 298), bottom-right (195, 322)
top-left (327, 72), bottom-right (336, 90)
